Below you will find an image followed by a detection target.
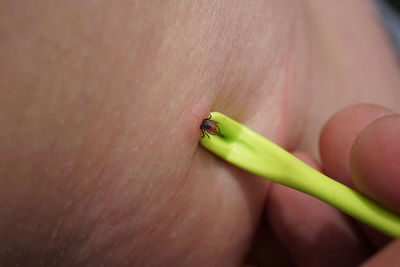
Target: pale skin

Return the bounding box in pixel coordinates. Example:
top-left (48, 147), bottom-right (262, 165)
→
top-left (1, 0), bottom-right (400, 266)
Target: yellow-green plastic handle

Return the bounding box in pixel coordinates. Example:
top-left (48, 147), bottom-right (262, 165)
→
top-left (200, 111), bottom-right (400, 237)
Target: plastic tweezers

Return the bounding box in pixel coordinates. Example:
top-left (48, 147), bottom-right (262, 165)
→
top-left (199, 111), bottom-right (400, 238)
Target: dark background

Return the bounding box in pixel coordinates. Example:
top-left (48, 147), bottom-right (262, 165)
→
top-left (387, 0), bottom-right (400, 13)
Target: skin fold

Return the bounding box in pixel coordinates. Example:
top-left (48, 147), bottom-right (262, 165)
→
top-left (0, 0), bottom-right (399, 266)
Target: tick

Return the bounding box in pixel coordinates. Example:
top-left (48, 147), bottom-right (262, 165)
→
top-left (200, 114), bottom-right (222, 139)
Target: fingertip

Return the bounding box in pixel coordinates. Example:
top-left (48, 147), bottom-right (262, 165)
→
top-left (350, 115), bottom-right (400, 214)
top-left (320, 104), bottom-right (394, 187)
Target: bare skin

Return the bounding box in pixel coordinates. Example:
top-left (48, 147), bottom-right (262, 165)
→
top-left (0, 0), bottom-right (400, 266)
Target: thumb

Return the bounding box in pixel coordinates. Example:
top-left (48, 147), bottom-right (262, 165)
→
top-left (350, 115), bottom-right (400, 214)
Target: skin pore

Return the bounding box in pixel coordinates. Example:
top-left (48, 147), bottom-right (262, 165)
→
top-left (1, 0), bottom-right (400, 266)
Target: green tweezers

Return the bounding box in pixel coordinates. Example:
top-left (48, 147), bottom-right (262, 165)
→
top-left (199, 111), bottom-right (400, 238)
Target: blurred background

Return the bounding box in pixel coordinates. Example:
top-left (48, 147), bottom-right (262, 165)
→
top-left (377, 0), bottom-right (400, 56)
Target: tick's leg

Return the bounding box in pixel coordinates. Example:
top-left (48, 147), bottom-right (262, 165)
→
top-left (205, 132), bottom-right (210, 139)
top-left (215, 124), bottom-right (222, 136)
top-left (208, 114), bottom-right (212, 120)
top-left (201, 130), bottom-right (205, 138)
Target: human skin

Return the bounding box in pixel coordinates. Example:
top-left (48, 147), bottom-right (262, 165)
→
top-left (0, 0), bottom-right (400, 266)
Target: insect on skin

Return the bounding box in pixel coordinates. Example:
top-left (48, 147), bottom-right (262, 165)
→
top-left (200, 114), bottom-right (223, 139)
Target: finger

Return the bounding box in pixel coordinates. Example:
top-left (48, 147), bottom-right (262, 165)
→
top-left (350, 115), bottom-right (399, 247)
top-left (268, 152), bottom-right (372, 267)
top-left (350, 115), bottom-right (400, 214)
top-left (320, 104), bottom-right (394, 187)
top-left (361, 239), bottom-right (400, 267)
